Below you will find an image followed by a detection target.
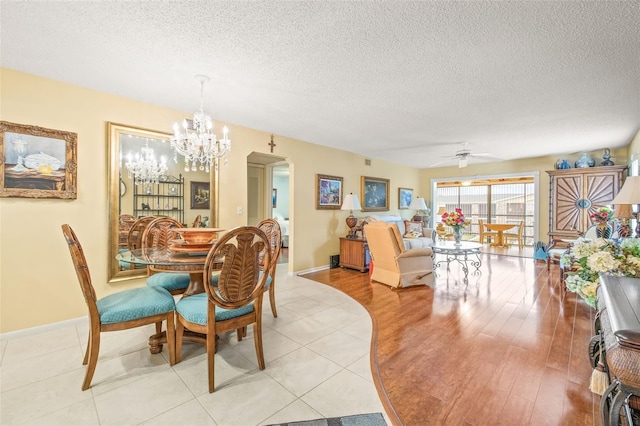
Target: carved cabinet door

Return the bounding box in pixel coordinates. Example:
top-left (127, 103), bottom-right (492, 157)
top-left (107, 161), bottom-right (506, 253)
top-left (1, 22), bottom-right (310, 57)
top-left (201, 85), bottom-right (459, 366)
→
top-left (548, 165), bottom-right (626, 240)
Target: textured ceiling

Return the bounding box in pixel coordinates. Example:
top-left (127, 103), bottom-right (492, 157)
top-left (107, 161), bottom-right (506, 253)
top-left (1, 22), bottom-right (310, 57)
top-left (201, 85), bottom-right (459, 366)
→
top-left (1, 1), bottom-right (639, 168)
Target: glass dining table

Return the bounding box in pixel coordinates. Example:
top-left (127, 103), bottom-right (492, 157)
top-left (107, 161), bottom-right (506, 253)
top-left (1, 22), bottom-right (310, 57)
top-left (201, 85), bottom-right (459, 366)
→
top-left (117, 247), bottom-right (222, 296)
top-left (116, 247), bottom-right (223, 353)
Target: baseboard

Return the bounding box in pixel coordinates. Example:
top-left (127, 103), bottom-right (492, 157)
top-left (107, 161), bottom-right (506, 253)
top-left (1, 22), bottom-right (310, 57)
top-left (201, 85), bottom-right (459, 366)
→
top-left (295, 264), bottom-right (330, 276)
top-left (0, 316), bottom-right (87, 341)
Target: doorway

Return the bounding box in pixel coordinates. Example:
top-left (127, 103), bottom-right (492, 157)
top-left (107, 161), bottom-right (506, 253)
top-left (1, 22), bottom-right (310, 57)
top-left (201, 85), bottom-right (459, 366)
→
top-left (247, 152), bottom-right (290, 264)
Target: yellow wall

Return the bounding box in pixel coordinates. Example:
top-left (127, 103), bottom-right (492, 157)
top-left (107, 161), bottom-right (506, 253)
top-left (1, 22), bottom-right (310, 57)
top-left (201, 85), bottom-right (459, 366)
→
top-left (627, 130), bottom-right (640, 167)
top-left (0, 69), bottom-right (423, 332)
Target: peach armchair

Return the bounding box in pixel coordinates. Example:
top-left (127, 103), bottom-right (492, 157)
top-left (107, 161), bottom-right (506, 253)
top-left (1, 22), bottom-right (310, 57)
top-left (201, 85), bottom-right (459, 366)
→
top-left (364, 221), bottom-right (435, 288)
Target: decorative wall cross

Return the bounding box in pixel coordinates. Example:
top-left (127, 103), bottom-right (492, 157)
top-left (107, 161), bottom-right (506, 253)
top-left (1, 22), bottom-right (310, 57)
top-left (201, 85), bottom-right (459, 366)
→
top-left (268, 134), bottom-right (276, 153)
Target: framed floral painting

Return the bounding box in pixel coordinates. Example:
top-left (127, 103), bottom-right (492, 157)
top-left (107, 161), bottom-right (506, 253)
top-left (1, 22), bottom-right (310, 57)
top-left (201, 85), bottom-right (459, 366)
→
top-left (316, 174), bottom-right (343, 209)
top-left (399, 187), bottom-right (413, 209)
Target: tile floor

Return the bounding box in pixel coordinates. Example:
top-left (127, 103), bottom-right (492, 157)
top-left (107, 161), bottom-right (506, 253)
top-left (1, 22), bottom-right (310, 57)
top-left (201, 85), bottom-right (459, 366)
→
top-left (0, 265), bottom-right (388, 426)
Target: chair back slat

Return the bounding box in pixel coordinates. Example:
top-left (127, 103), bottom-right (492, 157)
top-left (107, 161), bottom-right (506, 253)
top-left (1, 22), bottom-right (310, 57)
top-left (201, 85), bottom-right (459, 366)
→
top-left (62, 224), bottom-right (97, 306)
top-left (204, 226), bottom-right (271, 311)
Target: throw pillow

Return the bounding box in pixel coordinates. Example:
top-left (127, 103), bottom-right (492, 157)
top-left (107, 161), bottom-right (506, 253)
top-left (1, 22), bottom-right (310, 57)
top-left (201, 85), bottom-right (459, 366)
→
top-left (405, 230), bottom-right (422, 239)
top-left (403, 220), bottom-right (423, 238)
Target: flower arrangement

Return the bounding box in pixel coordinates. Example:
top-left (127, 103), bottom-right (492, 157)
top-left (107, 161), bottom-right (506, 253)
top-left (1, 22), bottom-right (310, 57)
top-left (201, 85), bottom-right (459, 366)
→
top-left (564, 238), bottom-right (640, 308)
top-left (589, 206), bottom-right (613, 224)
top-left (441, 208), bottom-right (471, 230)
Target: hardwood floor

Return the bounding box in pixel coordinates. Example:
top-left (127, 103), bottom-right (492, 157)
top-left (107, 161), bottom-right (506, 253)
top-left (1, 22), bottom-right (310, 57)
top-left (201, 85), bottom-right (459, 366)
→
top-left (301, 253), bottom-right (600, 426)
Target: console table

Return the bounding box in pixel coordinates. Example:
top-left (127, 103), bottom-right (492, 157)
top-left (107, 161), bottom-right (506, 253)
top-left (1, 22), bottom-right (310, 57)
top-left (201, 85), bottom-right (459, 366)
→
top-left (595, 274), bottom-right (640, 425)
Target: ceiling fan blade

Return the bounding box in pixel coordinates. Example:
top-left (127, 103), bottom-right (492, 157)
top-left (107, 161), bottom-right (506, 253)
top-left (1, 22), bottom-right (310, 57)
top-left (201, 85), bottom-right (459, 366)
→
top-left (469, 154), bottom-right (503, 162)
top-left (429, 158), bottom-right (456, 167)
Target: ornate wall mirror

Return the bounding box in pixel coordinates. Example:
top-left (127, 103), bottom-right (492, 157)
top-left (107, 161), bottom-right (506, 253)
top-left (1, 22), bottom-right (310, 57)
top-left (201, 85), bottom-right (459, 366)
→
top-left (107, 122), bottom-right (218, 282)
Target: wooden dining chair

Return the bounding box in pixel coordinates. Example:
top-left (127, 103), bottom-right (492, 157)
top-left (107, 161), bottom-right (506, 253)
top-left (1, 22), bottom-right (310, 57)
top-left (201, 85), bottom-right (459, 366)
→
top-left (127, 216), bottom-right (156, 251)
top-left (62, 224), bottom-right (176, 390)
top-left (478, 218), bottom-right (498, 244)
top-left (191, 214), bottom-right (202, 228)
top-left (174, 226), bottom-right (271, 393)
top-left (140, 217), bottom-right (191, 335)
top-left (257, 218), bottom-right (282, 318)
top-left (118, 214), bottom-right (137, 248)
top-left (142, 217), bottom-right (191, 295)
top-left (504, 220), bottom-right (525, 249)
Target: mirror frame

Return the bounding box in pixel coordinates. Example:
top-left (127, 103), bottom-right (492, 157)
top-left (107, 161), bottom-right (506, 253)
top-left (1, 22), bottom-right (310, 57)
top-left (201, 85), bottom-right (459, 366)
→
top-left (107, 122), bottom-right (219, 283)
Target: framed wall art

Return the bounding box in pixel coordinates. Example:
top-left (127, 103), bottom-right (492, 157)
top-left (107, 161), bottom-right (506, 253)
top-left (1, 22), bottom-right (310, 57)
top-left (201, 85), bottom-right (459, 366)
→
top-left (399, 187), bottom-right (413, 209)
top-left (316, 174), bottom-right (343, 209)
top-left (190, 181), bottom-right (210, 209)
top-left (361, 176), bottom-right (389, 211)
top-left (272, 188), bottom-right (277, 208)
top-left (0, 121), bottom-right (77, 199)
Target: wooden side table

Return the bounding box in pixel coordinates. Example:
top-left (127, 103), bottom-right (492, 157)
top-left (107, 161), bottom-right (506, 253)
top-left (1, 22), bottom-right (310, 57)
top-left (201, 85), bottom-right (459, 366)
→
top-left (339, 237), bottom-right (370, 272)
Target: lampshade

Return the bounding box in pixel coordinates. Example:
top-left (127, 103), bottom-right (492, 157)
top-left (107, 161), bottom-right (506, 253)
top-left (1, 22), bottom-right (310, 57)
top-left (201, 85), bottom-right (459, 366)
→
top-left (611, 176), bottom-right (640, 204)
top-left (409, 197), bottom-right (428, 211)
top-left (437, 206), bottom-right (447, 215)
top-left (341, 193), bottom-right (362, 211)
top-left (611, 176), bottom-right (640, 238)
top-left (614, 204), bottom-right (634, 219)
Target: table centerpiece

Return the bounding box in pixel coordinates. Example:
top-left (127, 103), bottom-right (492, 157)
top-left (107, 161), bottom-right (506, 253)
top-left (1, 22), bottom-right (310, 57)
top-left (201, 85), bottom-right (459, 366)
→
top-left (441, 208), bottom-right (471, 245)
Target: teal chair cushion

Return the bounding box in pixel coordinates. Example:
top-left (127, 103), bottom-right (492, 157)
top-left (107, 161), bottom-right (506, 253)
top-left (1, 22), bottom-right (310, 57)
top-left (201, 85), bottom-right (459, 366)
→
top-left (146, 272), bottom-right (190, 292)
top-left (97, 286), bottom-right (175, 324)
top-left (175, 293), bottom-right (255, 325)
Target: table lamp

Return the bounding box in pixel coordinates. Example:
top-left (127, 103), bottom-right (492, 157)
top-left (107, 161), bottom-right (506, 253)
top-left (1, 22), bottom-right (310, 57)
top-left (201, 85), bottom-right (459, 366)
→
top-left (409, 197), bottom-right (428, 222)
top-left (341, 193), bottom-right (362, 238)
top-left (613, 204), bottom-right (634, 238)
top-left (611, 176), bottom-right (640, 238)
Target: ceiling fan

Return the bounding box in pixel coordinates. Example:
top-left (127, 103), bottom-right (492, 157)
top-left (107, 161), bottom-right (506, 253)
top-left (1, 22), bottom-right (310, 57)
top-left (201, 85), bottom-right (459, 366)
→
top-left (429, 142), bottom-right (502, 168)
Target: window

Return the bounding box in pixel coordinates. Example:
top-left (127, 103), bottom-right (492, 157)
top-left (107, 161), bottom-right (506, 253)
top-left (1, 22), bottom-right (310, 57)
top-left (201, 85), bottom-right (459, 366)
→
top-left (433, 176), bottom-right (536, 246)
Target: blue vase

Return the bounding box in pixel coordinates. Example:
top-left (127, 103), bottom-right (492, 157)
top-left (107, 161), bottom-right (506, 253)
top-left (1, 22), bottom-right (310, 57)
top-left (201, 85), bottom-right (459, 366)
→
top-left (576, 153), bottom-right (595, 168)
top-left (559, 160), bottom-right (571, 169)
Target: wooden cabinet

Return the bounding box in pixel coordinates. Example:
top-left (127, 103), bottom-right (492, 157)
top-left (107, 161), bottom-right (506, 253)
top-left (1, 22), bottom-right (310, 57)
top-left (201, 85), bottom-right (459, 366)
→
top-left (547, 165), bottom-right (626, 243)
top-left (339, 237), bottom-right (370, 272)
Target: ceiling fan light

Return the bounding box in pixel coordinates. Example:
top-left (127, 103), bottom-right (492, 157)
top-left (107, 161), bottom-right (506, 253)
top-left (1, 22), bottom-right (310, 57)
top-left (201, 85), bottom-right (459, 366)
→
top-left (459, 157), bottom-right (468, 168)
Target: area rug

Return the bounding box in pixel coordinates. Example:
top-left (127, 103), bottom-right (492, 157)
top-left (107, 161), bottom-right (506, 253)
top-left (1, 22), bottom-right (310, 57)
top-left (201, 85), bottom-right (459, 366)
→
top-left (267, 412), bottom-right (387, 426)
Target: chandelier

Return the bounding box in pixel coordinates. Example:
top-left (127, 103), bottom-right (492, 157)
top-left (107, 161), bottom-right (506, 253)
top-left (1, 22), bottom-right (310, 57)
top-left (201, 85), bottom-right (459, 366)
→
top-left (124, 142), bottom-right (168, 185)
top-left (170, 75), bottom-right (231, 172)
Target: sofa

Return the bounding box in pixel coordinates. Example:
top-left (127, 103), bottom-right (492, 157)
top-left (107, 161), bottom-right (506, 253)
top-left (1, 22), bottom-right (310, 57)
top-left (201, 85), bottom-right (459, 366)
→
top-left (364, 215), bottom-right (434, 250)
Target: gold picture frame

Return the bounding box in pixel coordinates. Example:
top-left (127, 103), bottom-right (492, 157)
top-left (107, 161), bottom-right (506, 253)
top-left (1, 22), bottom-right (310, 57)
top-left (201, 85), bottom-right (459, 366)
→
top-left (361, 176), bottom-right (389, 212)
top-left (191, 181), bottom-right (210, 209)
top-left (316, 174), bottom-right (343, 209)
top-left (0, 121), bottom-right (77, 199)
top-left (399, 187), bottom-right (413, 209)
